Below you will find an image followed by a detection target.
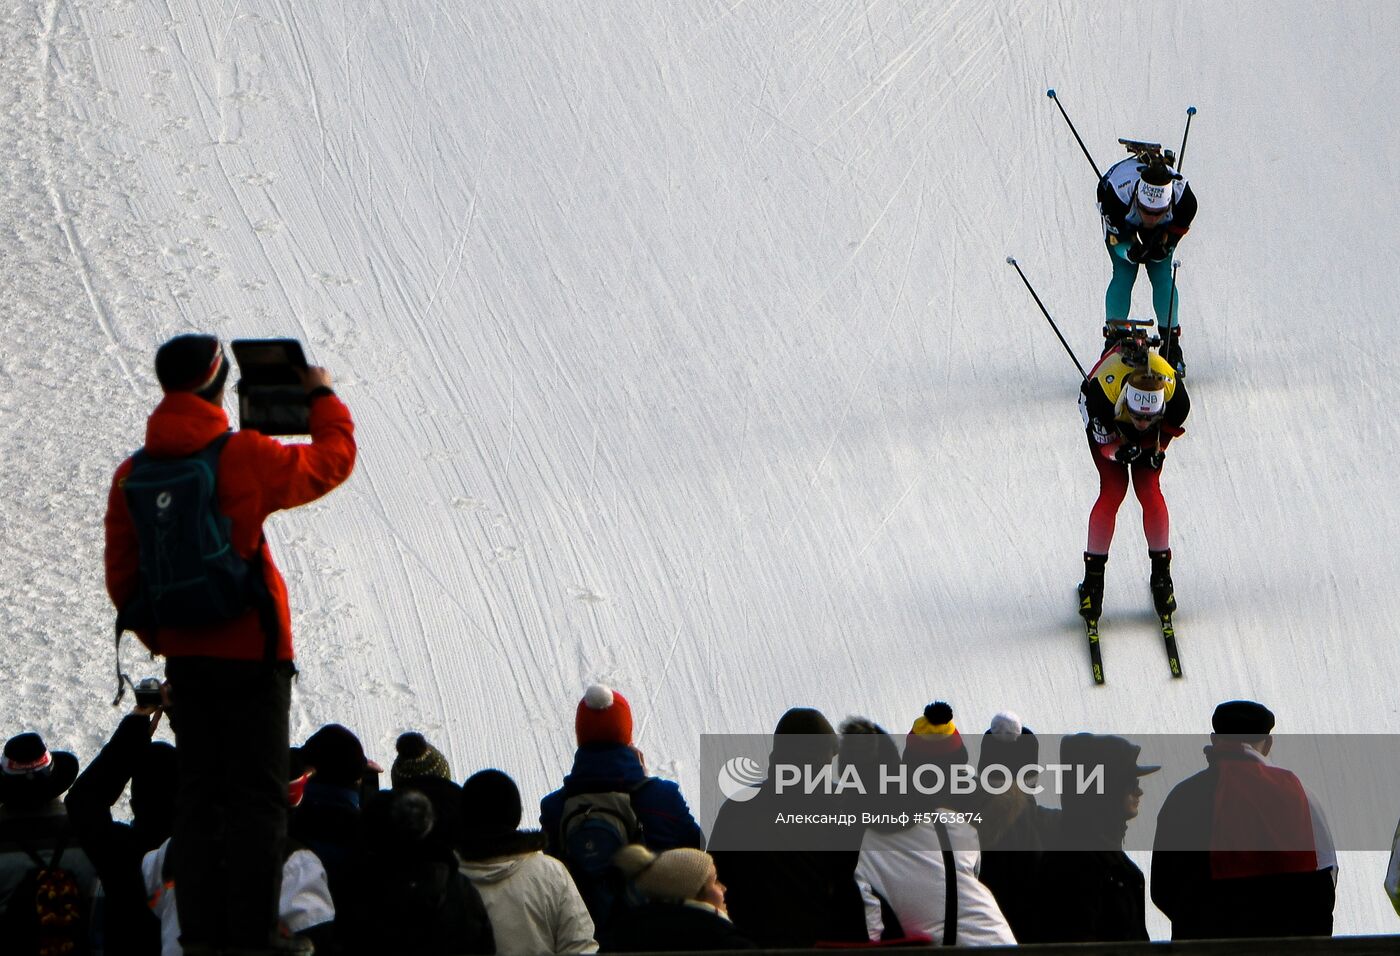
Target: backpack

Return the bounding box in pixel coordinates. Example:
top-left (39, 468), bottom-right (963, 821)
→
top-left (0, 836), bottom-right (85, 956)
top-left (558, 784), bottom-right (647, 926)
top-left (116, 432), bottom-right (253, 632)
top-left (360, 858), bottom-right (494, 955)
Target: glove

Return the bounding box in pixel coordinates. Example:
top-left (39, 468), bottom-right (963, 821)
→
top-left (1145, 449), bottom-right (1166, 469)
top-left (1126, 241), bottom-right (1147, 263)
top-left (1114, 444), bottom-right (1144, 465)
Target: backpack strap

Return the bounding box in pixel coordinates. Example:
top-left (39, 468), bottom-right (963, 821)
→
top-left (933, 818), bottom-right (957, 946)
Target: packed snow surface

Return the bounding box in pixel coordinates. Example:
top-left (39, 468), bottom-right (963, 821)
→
top-left (2, 0), bottom-right (1397, 937)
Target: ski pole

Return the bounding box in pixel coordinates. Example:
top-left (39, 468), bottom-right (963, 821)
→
top-left (1162, 259), bottom-right (1182, 368)
top-left (1006, 257), bottom-right (1088, 381)
top-left (1176, 106), bottom-right (1197, 173)
top-left (1047, 89), bottom-right (1103, 182)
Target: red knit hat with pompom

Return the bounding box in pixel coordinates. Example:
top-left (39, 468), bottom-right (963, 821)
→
top-left (575, 684), bottom-right (633, 746)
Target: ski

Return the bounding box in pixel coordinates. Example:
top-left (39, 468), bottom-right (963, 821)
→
top-left (1085, 616), bottom-right (1106, 685)
top-left (1160, 613), bottom-right (1183, 678)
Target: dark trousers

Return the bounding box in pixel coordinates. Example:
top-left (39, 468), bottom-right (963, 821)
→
top-left (166, 657), bottom-right (293, 948)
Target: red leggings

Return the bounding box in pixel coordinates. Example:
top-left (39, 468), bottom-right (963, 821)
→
top-left (1087, 446), bottom-right (1169, 554)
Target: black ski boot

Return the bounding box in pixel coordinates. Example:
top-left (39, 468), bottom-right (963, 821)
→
top-left (1149, 548), bottom-right (1176, 615)
top-left (1078, 552), bottom-right (1107, 620)
top-left (1161, 326), bottom-right (1186, 379)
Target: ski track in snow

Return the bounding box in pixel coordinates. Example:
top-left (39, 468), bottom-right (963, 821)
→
top-left (2, 0), bottom-right (1400, 937)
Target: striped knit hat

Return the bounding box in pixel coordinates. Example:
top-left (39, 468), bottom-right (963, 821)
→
top-left (155, 334), bottom-right (229, 397)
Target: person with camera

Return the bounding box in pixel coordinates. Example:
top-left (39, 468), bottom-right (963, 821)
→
top-left (104, 334), bottom-right (356, 955)
top-left (64, 684), bottom-right (177, 955)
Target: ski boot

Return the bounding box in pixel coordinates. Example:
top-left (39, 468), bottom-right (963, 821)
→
top-left (1078, 552), bottom-right (1107, 620)
top-left (1160, 326), bottom-right (1186, 380)
top-left (1149, 549), bottom-right (1177, 615)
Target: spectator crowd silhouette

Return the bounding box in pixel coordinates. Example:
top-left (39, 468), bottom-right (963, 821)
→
top-left (0, 334), bottom-right (1387, 954)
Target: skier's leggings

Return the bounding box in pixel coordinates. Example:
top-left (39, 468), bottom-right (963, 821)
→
top-left (1105, 242), bottom-right (1178, 331)
top-left (1087, 446), bottom-right (1169, 553)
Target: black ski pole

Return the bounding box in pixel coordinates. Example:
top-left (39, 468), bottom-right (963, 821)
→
top-left (1006, 257), bottom-right (1088, 381)
top-left (1177, 106), bottom-right (1197, 173)
top-left (1162, 259), bottom-right (1182, 368)
top-left (1047, 89), bottom-right (1103, 182)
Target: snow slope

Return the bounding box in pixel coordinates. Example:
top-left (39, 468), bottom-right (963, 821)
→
top-left (2, 0), bottom-right (1398, 937)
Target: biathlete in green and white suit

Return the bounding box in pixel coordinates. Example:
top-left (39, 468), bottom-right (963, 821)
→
top-left (1098, 158), bottom-right (1197, 374)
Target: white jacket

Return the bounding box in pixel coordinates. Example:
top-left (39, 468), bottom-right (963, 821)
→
top-left (855, 817), bottom-right (1015, 946)
top-left (459, 851), bottom-right (597, 955)
top-left (142, 838), bottom-right (335, 956)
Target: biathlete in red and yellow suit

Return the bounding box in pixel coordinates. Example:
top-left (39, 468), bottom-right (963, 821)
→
top-left (1076, 342), bottom-right (1190, 620)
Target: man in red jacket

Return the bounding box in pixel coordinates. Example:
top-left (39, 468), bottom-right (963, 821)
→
top-left (105, 333), bottom-right (355, 954)
top-left (1150, 700), bottom-right (1338, 940)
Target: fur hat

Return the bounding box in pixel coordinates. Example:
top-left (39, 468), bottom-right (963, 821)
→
top-left (155, 334), bottom-right (229, 397)
top-left (0, 733), bottom-right (79, 808)
top-left (300, 724), bottom-right (383, 788)
top-left (391, 732), bottom-right (452, 787)
top-left (614, 844), bottom-right (715, 903)
top-left (906, 701), bottom-right (968, 766)
top-left (1212, 700), bottom-right (1276, 740)
top-left (576, 684), bottom-right (633, 747)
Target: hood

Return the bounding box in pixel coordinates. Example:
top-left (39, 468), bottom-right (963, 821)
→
top-left (142, 392), bottom-right (230, 458)
top-left (459, 852), bottom-right (530, 884)
top-left (562, 743), bottom-right (646, 790)
top-left (458, 828), bottom-right (548, 862)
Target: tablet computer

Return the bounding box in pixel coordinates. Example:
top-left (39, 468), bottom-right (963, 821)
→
top-left (230, 338), bottom-right (310, 436)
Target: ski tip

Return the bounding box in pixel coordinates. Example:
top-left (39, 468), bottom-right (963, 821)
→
top-left (1046, 88), bottom-right (1057, 98)
top-left (1187, 106), bottom-right (1197, 115)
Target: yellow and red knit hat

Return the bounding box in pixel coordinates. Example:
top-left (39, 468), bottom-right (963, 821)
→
top-left (576, 684), bottom-right (634, 747)
top-left (905, 701), bottom-right (968, 765)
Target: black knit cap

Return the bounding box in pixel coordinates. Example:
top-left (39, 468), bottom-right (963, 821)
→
top-left (155, 333), bottom-right (229, 396)
top-left (771, 707), bottom-right (838, 767)
top-left (457, 768), bottom-right (545, 861)
top-left (1212, 700), bottom-right (1276, 739)
top-left (460, 768), bottom-right (522, 837)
